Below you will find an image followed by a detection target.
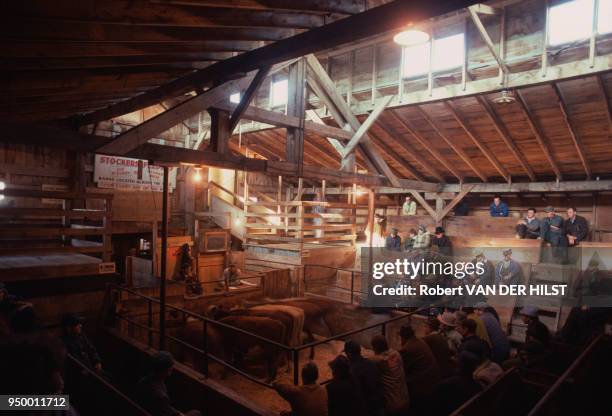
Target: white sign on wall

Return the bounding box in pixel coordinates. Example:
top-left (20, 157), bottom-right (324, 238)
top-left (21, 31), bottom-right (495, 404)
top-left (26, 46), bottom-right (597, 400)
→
top-left (94, 155), bottom-right (176, 192)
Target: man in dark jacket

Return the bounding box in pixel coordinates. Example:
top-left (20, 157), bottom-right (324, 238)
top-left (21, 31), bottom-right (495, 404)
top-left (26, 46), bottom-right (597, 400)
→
top-left (565, 207), bottom-right (589, 246)
top-left (422, 318), bottom-right (455, 379)
top-left (431, 226), bottom-right (452, 257)
top-left (398, 325), bottom-right (440, 412)
top-left (385, 228), bottom-right (402, 251)
top-left (61, 314), bottom-right (103, 374)
top-left (539, 206), bottom-right (567, 260)
top-left (520, 306), bottom-right (550, 346)
top-left (457, 319), bottom-right (491, 360)
top-left (436, 351), bottom-right (482, 415)
top-left (516, 208), bottom-right (541, 239)
top-left (489, 194), bottom-right (509, 217)
top-left (326, 355), bottom-right (366, 416)
top-left (344, 341), bottom-right (386, 416)
top-left (137, 351), bottom-right (201, 416)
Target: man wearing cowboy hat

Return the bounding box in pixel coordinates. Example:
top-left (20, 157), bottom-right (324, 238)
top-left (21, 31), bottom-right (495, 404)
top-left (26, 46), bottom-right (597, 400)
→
top-left (431, 226), bottom-right (452, 257)
top-left (494, 249), bottom-right (523, 285)
top-left (437, 311), bottom-right (463, 354)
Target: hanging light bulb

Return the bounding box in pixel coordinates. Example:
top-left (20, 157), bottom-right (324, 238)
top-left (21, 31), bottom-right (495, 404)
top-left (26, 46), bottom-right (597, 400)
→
top-left (193, 167), bottom-right (202, 182)
top-left (393, 28), bottom-right (429, 46)
top-left (493, 89), bottom-right (516, 104)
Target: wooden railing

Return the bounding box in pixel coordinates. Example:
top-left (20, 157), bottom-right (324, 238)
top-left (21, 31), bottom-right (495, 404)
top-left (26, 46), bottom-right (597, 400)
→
top-left (0, 188), bottom-right (113, 261)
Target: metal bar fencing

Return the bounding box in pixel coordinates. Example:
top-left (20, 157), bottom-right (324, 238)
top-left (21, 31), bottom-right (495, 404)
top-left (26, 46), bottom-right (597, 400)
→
top-left (107, 283), bottom-right (427, 389)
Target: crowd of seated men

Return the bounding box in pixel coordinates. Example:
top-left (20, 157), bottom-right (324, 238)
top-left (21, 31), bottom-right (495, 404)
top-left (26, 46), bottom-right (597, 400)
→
top-left (272, 301), bottom-right (577, 416)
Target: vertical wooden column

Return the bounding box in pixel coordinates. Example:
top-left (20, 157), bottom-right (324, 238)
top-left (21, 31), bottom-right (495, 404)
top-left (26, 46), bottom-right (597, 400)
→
top-left (286, 58), bottom-right (306, 166)
top-left (159, 166), bottom-right (170, 350)
top-left (208, 108), bottom-right (230, 155)
top-left (367, 189), bottom-right (375, 248)
top-left (103, 197), bottom-right (112, 262)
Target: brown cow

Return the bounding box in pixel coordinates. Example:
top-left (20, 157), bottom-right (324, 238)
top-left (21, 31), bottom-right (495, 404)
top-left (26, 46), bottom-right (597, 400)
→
top-left (179, 315), bottom-right (286, 383)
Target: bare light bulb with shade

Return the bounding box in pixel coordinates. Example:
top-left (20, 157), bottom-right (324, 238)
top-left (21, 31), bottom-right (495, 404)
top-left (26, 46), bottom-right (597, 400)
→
top-left (393, 29), bottom-right (429, 46)
top-left (193, 168), bottom-right (202, 182)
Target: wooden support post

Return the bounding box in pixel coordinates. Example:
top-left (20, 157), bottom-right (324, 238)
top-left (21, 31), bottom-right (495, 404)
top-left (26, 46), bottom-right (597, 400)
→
top-left (286, 59), bottom-right (306, 166)
top-left (103, 198), bottom-right (112, 262)
top-left (408, 190), bottom-right (438, 221)
top-left (159, 166), bottom-right (169, 351)
top-left (367, 189), bottom-right (375, 248)
top-left (208, 108), bottom-right (231, 155)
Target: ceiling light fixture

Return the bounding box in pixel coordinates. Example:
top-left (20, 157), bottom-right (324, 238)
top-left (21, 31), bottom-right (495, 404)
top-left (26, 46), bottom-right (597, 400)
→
top-left (493, 89), bottom-right (516, 104)
top-left (393, 29), bottom-right (429, 46)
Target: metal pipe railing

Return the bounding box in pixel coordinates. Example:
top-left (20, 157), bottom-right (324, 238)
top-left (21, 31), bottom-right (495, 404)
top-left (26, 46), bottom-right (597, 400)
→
top-left (109, 283), bottom-right (433, 389)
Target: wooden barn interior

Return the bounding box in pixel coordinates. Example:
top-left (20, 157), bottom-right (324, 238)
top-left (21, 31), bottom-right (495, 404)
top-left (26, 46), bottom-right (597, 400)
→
top-left (1, 0), bottom-right (612, 415)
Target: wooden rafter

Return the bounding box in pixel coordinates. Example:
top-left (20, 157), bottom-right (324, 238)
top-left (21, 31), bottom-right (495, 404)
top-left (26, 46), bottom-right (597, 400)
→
top-left (415, 106), bottom-right (488, 182)
top-left (444, 101), bottom-right (510, 182)
top-left (368, 133), bottom-right (426, 182)
top-left (551, 83), bottom-right (591, 178)
top-left (476, 95), bottom-right (536, 181)
top-left (595, 74), bottom-right (612, 139)
top-left (97, 74), bottom-right (255, 155)
top-left (408, 190), bottom-right (438, 220)
top-left (153, 0), bottom-right (366, 14)
top-left (305, 54), bottom-right (401, 186)
top-left (373, 118), bottom-right (446, 183)
top-left (342, 95), bottom-right (393, 158)
top-left (515, 90), bottom-right (562, 180)
top-left (386, 110), bottom-right (461, 182)
top-left (229, 65), bottom-right (271, 133)
top-left (435, 185), bottom-right (475, 221)
top-left (74, 0), bottom-right (478, 125)
top-left (305, 109), bottom-right (345, 156)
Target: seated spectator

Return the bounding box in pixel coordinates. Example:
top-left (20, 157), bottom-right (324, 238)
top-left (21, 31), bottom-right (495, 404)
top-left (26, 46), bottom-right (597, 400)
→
top-left (436, 351), bottom-right (482, 415)
top-left (494, 249), bottom-right (524, 285)
top-left (274, 361), bottom-right (328, 416)
top-left (539, 206), bottom-right (567, 260)
top-left (0, 282), bottom-right (35, 332)
top-left (489, 194), bottom-right (509, 217)
top-left (475, 303), bottom-right (510, 364)
top-left (467, 250), bottom-right (494, 287)
top-left (516, 207), bottom-right (540, 239)
top-left (457, 318), bottom-right (490, 360)
top-left (574, 258), bottom-right (612, 297)
top-left (370, 335), bottom-right (410, 416)
top-left (460, 307), bottom-right (491, 346)
top-left (402, 195), bottom-right (417, 216)
top-left (223, 263), bottom-right (242, 288)
top-left (520, 306), bottom-right (550, 346)
top-left (437, 312), bottom-right (462, 354)
top-left (566, 207), bottom-right (589, 246)
top-left (137, 351), bottom-right (201, 416)
top-left (61, 313), bottom-right (106, 376)
top-left (344, 340), bottom-right (386, 416)
top-left (385, 228), bottom-right (402, 251)
top-left (413, 225), bottom-right (431, 249)
top-left (404, 228), bottom-right (417, 251)
top-left (431, 227), bottom-right (452, 257)
top-left (422, 317), bottom-right (455, 378)
top-left (326, 355), bottom-right (366, 416)
top-left (398, 325), bottom-right (440, 411)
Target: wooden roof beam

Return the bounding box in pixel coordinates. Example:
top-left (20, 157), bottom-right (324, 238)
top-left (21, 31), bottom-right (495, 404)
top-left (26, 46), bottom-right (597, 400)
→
top-left (444, 100), bottom-right (511, 182)
top-left (373, 118), bottom-right (446, 183)
top-left (229, 66), bottom-right (271, 133)
top-left (476, 95), bottom-right (536, 181)
top-left (368, 133), bottom-right (426, 182)
top-left (341, 94), bottom-right (393, 158)
top-left (305, 54), bottom-right (401, 186)
top-left (8, 1), bottom-right (325, 29)
top-left (515, 90), bottom-right (562, 180)
top-left (74, 0), bottom-right (478, 124)
top-left (551, 83), bottom-right (592, 179)
top-left (97, 74), bottom-right (256, 155)
top-left (441, 180), bottom-right (612, 193)
top-left (595, 74), bottom-right (612, 140)
top-left (415, 106), bottom-right (488, 182)
top-left (386, 110), bottom-right (462, 182)
top-left (154, 0), bottom-right (366, 14)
